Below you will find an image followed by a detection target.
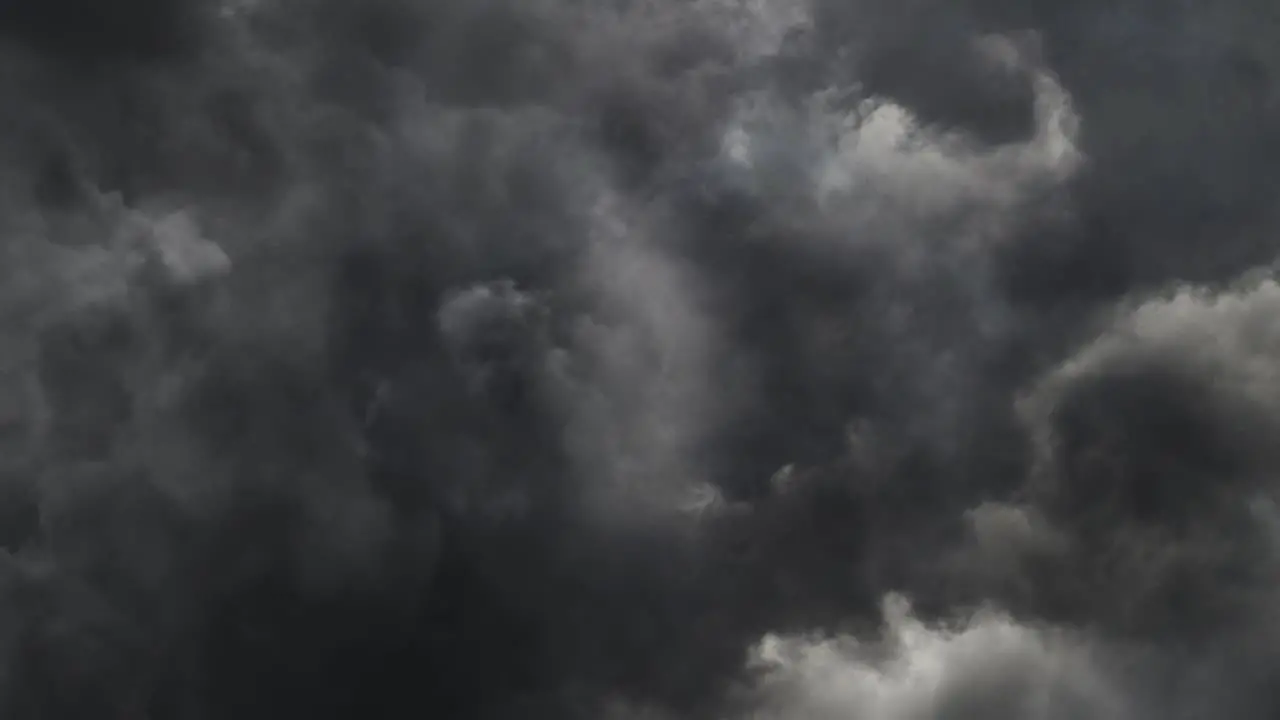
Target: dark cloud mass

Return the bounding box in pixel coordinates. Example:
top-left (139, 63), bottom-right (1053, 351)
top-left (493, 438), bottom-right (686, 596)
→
top-left (0, 0), bottom-right (1279, 717)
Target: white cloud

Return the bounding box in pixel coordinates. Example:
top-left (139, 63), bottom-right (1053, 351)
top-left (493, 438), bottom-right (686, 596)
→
top-left (718, 31), bottom-right (1080, 259)
top-left (743, 595), bottom-right (1127, 720)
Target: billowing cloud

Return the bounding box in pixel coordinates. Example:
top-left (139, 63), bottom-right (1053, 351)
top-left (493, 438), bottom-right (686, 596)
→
top-left (0, 0), bottom-right (1278, 718)
top-left (741, 595), bottom-right (1127, 720)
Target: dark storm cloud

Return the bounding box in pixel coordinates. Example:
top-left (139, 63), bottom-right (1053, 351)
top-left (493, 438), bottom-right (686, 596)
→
top-left (0, 0), bottom-right (205, 63)
top-left (0, 0), bottom-right (1278, 718)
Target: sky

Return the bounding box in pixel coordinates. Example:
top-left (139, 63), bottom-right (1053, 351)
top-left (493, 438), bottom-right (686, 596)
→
top-left (0, 0), bottom-right (1278, 717)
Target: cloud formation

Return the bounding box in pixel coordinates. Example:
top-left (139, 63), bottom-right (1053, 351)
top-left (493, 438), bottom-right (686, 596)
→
top-left (0, 0), bottom-right (1278, 718)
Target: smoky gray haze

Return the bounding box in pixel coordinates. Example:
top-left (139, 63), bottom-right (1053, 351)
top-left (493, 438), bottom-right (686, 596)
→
top-left (0, 0), bottom-right (1278, 717)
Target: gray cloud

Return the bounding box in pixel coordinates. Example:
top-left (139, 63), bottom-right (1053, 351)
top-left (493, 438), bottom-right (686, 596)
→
top-left (0, 0), bottom-right (1278, 718)
top-left (739, 596), bottom-right (1130, 720)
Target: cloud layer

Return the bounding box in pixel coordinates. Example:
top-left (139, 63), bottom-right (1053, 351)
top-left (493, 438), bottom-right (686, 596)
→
top-left (0, 0), bottom-right (1278, 718)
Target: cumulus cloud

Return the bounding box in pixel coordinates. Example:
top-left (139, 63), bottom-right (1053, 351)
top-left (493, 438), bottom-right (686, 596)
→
top-left (741, 595), bottom-right (1127, 720)
top-left (996, 278), bottom-right (1280, 642)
